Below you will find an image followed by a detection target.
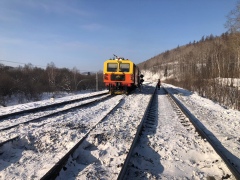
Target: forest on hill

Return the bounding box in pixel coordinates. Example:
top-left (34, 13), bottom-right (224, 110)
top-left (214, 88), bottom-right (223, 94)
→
top-left (138, 32), bottom-right (240, 110)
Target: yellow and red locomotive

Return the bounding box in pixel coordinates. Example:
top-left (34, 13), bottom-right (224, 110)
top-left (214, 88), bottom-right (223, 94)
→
top-left (103, 55), bottom-right (143, 94)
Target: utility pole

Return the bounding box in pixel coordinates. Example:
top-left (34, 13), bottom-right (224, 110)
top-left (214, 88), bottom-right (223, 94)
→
top-left (96, 72), bottom-right (98, 91)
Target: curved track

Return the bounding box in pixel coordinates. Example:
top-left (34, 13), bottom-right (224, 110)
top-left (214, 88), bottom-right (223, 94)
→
top-left (0, 93), bottom-right (126, 179)
top-left (41, 95), bottom-right (126, 179)
top-left (0, 93), bottom-right (111, 145)
top-left (0, 92), bottom-right (109, 120)
top-left (121, 86), bottom-right (237, 179)
top-left (51, 86), bottom-right (156, 179)
top-left (164, 86), bottom-right (240, 179)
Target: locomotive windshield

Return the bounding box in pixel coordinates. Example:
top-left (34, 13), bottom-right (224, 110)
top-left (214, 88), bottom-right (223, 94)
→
top-left (119, 63), bottom-right (130, 72)
top-left (107, 63), bottom-right (118, 72)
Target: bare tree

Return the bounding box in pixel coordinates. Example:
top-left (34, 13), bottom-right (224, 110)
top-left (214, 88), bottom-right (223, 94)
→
top-left (225, 1), bottom-right (240, 32)
top-left (46, 62), bottom-right (57, 92)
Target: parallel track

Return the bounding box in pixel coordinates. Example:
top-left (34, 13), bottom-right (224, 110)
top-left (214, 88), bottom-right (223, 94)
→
top-left (0, 93), bottom-right (111, 146)
top-left (117, 86), bottom-right (157, 179)
top-left (0, 92), bottom-right (108, 120)
top-left (40, 88), bottom-right (157, 179)
top-left (163, 86), bottom-right (240, 179)
top-left (119, 85), bottom-right (239, 179)
top-left (40, 95), bottom-right (126, 180)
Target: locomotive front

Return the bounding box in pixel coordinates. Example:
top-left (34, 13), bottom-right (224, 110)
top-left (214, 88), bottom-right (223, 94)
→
top-left (103, 57), bottom-right (140, 94)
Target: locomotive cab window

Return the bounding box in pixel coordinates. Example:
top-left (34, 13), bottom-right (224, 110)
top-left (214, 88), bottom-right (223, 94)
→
top-left (119, 63), bottom-right (130, 72)
top-left (107, 63), bottom-right (118, 72)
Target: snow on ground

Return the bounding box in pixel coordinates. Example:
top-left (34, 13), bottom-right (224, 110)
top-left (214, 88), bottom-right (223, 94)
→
top-left (0, 90), bottom-right (108, 116)
top-left (164, 84), bottom-right (240, 173)
top-left (125, 87), bottom-right (233, 179)
top-left (0, 95), bottom-right (124, 179)
top-left (57, 85), bottom-right (155, 179)
top-left (0, 78), bottom-right (239, 179)
top-left (0, 94), bottom-right (112, 143)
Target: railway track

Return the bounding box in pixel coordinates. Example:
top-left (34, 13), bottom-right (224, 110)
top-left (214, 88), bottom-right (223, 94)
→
top-left (164, 87), bottom-right (240, 179)
top-left (40, 95), bottom-right (126, 179)
top-left (0, 91), bottom-right (109, 120)
top-left (39, 86), bottom-right (156, 179)
top-left (0, 93), bottom-right (126, 179)
top-left (1, 84), bottom-right (238, 179)
top-left (122, 86), bottom-right (238, 179)
top-left (0, 93), bottom-right (111, 144)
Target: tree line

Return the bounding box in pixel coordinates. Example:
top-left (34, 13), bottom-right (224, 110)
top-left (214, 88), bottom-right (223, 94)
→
top-left (0, 62), bottom-right (105, 106)
top-left (139, 32), bottom-right (240, 110)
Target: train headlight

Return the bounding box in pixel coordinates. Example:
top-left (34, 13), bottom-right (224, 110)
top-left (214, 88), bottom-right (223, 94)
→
top-left (140, 74), bottom-right (144, 83)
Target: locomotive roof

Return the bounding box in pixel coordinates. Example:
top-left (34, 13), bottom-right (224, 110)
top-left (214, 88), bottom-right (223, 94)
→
top-left (106, 58), bottom-right (131, 61)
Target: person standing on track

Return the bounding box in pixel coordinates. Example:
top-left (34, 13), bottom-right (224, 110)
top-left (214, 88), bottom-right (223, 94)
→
top-left (157, 79), bottom-right (161, 90)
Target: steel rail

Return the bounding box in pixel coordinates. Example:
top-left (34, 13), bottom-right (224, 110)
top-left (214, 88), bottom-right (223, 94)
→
top-left (163, 86), bottom-right (240, 180)
top-left (0, 94), bottom-right (111, 132)
top-left (0, 136), bottom-right (19, 147)
top-left (117, 86), bottom-right (157, 180)
top-left (40, 95), bottom-right (125, 180)
top-left (0, 92), bottom-right (109, 120)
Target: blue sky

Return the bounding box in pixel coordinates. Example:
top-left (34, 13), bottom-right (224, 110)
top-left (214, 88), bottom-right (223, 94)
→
top-left (0, 0), bottom-right (237, 72)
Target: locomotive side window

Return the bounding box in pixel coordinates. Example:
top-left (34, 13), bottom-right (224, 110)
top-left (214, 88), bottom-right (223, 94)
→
top-left (119, 63), bottom-right (130, 72)
top-left (107, 63), bottom-right (118, 72)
